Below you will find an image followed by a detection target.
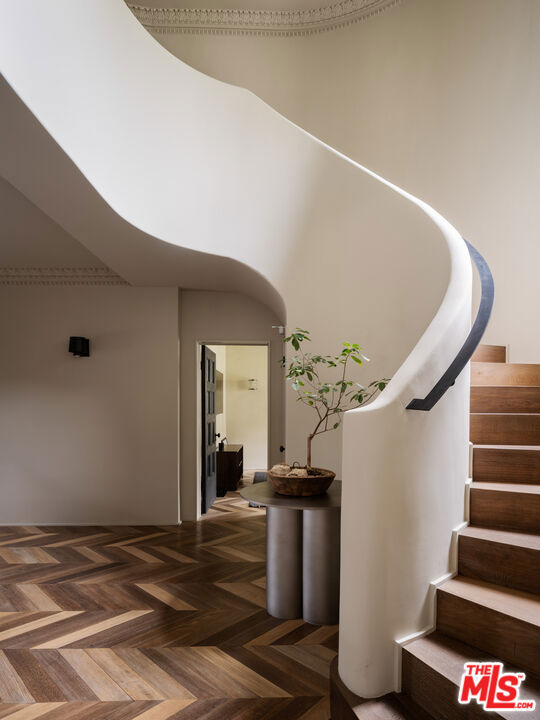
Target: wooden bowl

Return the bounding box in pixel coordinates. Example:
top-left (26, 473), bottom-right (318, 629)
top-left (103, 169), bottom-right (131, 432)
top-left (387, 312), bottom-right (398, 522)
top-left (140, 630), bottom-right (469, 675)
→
top-left (267, 468), bottom-right (335, 497)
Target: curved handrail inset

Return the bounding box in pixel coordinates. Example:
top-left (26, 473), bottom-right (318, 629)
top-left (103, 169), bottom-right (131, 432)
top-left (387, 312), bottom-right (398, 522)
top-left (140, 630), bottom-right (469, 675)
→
top-left (407, 239), bottom-right (494, 411)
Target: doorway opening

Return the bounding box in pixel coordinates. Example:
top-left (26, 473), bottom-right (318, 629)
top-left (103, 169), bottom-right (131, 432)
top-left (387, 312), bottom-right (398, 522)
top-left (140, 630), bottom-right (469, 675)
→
top-left (200, 343), bottom-right (269, 514)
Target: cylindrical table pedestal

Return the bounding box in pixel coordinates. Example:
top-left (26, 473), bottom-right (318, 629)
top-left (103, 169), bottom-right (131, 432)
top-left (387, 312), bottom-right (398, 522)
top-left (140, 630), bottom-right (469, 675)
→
top-left (266, 507), bottom-right (303, 619)
top-left (303, 507), bottom-right (340, 625)
top-left (241, 481), bottom-right (342, 626)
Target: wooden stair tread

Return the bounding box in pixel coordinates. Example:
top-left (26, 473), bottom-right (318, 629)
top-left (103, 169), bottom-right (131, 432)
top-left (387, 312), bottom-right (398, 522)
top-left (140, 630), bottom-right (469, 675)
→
top-left (440, 576), bottom-right (540, 626)
top-left (471, 386), bottom-right (540, 413)
top-left (459, 525), bottom-right (540, 551)
top-left (474, 444), bottom-right (540, 450)
top-left (472, 362), bottom-right (540, 387)
top-left (437, 577), bottom-right (540, 683)
top-left (404, 631), bottom-right (538, 688)
top-left (470, 481), bottom-right (540, 494)
top-left (403, 631), bottom-right (540, 710)
top-left (471, 344), bottom-right (507, 363)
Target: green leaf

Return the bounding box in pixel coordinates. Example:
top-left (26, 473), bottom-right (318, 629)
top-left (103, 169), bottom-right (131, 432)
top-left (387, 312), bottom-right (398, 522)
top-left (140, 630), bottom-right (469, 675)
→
top-left (333, 423), bottom-right (339, 429)
top-left (352, 356), bottom-right (363, 365)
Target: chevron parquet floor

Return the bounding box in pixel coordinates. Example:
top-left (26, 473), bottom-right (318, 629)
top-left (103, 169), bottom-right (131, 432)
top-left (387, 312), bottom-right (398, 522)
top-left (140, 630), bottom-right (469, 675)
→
top-left (0, 492), bottom-right (337, 718)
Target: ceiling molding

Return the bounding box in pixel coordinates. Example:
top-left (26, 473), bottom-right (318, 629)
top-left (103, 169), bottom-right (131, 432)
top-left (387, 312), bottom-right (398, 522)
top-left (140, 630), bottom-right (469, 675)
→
top-left (128, 0), bottom-right (401, 37)
top-left (0, 267), bottom-right (129, 286)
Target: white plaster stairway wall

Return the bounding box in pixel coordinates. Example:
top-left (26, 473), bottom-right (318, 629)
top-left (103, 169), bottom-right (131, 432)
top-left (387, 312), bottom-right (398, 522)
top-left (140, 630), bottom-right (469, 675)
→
top-left (0, 0), bottom-right (471, 697)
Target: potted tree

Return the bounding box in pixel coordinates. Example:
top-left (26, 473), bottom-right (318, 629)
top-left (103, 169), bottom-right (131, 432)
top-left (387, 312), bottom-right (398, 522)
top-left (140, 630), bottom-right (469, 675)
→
top-left (268, 328), bottom-right (389, 496)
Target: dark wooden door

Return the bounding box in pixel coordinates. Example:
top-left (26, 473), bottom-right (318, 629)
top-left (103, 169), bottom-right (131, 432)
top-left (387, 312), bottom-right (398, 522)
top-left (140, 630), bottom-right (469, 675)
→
top-left (201, 345), bottom-right (217, 514)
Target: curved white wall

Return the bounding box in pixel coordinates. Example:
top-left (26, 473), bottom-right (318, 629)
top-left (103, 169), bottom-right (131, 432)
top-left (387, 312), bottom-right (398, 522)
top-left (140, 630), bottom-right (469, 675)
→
top-left (0, 0), bottom-right (472, 696)
top-left (340, 239), bottom-right (471, 695)
top-left (151, 0), bottom-right (539, 362)
top-left (0, 0), bottom-right (459, 477)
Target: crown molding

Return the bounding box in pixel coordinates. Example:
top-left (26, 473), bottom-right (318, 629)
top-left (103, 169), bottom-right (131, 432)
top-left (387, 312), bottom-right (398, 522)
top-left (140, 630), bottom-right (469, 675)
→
top-left (0, 267), bottom-right (129, 286)
top-left (128, 0), bottom-right (401, 37)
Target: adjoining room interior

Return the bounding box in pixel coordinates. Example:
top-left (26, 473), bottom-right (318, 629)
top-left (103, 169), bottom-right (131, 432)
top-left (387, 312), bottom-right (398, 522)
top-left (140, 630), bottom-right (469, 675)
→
top-left (199, 341), bottom-right (270, 514)
top-left (207, 344), bottom-right (269, 494)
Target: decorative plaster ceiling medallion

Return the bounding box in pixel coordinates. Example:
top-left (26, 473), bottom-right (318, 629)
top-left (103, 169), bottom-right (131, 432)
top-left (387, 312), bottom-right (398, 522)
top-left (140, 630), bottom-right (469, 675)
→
top-left (0, 267), bottom-right (129, 286)
top-left (128, 0), bottom-right (401, 37)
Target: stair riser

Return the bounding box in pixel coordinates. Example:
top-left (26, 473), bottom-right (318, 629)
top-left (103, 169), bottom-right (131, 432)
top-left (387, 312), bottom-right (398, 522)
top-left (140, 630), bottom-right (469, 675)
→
top-left (458, 536), bottom-right (540, 594)
top-left (436, 592), bottom-right (540, 678)
top-left (470, 488), bottom-right (540, 533)
top-left (470, 387), bottom-right (540, 414)
top-left (471, 345), bottom-right (506, 363)
top-left (470, 414), bottom-right (540, 445)
top-left (472, 363), bottom-right (540, 386)
top-left (473, 448), bottom-right (540, 484)
top-left (402, 651), bottom-right (497, 720)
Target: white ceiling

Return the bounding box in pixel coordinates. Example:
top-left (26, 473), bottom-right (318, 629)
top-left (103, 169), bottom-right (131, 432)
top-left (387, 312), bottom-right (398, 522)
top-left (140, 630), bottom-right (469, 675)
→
top-left (0, 177), bottom-right (107, 268)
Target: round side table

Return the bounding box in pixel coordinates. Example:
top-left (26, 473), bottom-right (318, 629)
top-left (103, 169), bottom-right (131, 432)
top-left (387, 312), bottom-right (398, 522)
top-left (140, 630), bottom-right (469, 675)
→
top-left (240, 480), bottom-right (341, 625)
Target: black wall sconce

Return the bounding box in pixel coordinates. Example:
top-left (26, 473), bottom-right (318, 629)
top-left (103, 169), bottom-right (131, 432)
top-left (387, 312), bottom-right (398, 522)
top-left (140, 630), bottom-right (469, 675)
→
top-left (69, 336), bottom-right (90, 357)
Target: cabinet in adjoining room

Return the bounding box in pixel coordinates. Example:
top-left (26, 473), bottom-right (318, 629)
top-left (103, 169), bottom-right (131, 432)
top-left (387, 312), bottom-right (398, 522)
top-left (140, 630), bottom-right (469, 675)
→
top-left (216, 444), bottom-right (243, 496)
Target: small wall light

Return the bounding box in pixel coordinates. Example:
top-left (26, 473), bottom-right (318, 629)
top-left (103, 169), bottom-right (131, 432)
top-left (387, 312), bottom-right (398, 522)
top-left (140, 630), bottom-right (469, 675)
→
top-left (69, 336), bottom-right (90, 357)
top-left (248, 378), bottom-right (258, 391)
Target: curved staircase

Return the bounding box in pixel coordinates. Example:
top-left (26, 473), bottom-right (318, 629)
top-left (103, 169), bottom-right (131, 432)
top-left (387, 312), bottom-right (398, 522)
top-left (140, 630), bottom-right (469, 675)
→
top-left (332, 344), bottom-right (540, 718)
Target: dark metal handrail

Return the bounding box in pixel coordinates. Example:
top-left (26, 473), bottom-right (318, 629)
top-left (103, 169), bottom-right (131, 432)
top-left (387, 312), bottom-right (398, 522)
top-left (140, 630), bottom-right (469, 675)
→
top-left (407, 239), bottom-right (494, 411)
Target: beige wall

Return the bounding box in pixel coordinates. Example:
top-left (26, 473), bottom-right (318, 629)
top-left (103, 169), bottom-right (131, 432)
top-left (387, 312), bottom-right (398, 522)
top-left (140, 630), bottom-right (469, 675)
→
top-left (153, 0), bottom-right (540, 362)
top-left (180, 290), bottom-right (284, 520)
top-left (225, 345), bottom-right (268, 469)
top-left (0, 286), bottom-right (179, 524)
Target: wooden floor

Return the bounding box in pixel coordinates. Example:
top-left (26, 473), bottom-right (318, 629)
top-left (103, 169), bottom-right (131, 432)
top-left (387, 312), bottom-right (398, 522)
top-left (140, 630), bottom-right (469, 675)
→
top-left (0, 493), bottom-right (337, 718)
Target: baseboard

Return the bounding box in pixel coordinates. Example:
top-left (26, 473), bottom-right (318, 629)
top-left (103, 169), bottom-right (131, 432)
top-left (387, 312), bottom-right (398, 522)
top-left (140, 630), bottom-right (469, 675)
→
top-left (464, 476), bottom-right (472, 522)
top-left (392, 515), bottom-right (469, 691)
top-left (392, 571), bottom-right (451, 693)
